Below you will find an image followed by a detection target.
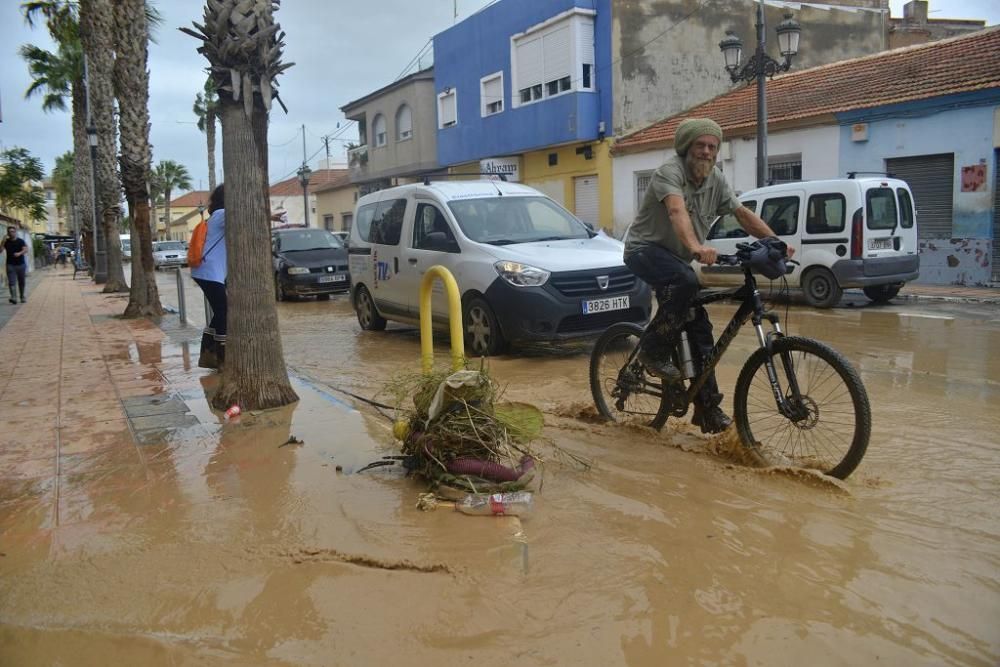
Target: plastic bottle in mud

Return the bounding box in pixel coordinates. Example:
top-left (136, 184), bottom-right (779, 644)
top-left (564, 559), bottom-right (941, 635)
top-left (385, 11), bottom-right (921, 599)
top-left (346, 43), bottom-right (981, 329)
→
top-left (456, 491), bottom-right (534, 517)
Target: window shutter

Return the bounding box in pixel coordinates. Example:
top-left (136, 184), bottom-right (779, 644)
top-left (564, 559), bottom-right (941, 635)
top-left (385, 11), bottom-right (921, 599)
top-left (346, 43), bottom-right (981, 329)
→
top-left (396, 105), bottom-right (412, 139)
top-left (578, 16), bottom-right (595, 71)
top-left (516, 37), bottom-right (544, 90)
top-left (439, 92), bottom-right (457, 127)
top-left (483, 76), bottom-right (502, 111)
top-left (543, 25), bottom-right (572, 83)
top-left (886, 154), bottom-right (954, 239)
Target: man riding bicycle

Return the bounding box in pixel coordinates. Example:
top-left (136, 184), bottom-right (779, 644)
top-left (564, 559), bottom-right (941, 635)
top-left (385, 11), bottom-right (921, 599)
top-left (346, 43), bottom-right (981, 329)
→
top-left (623, 118), bottom-right (794, 434)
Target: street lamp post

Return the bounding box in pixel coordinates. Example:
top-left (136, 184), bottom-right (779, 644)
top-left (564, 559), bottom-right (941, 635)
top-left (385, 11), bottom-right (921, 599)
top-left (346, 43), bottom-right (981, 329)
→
top-left (719, 2), bottom-right (801, 188)
top-left (87, 124), bottom-right (108, 283)
top-left (297, 164), bottom-right (312, 227)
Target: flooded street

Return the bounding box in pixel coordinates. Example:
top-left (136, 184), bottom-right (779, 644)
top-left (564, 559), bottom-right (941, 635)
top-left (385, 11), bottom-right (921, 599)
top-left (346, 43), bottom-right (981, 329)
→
top-left (2, 272), bottom-right (998, 665)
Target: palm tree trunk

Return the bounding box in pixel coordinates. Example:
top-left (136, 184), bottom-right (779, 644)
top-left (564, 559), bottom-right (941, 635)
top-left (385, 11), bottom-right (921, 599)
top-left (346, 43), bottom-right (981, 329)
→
top-left (207, 109), bottom-right (217, 192)
top-left (213, 97), bottom-right (298, 411)
top-left (71, 76), bottom-right (94, 259)
top-left (80, 0), bottom-right (127, 292)
top-left (115, 0), bottom-right (161, 317)
top-left (163, 189), bottom-right (172, 240)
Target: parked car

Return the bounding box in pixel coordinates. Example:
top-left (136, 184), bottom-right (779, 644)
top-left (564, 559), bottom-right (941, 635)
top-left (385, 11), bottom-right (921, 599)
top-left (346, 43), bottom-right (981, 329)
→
top-left (331, 231), bottom-right (350, 247)
top-left (120, 233), bottom-right (131, 261)
top-left (348, 180), bottom-right (652, 356)
top-left (152, 240), bottom-right (187, 270)
top-left (695, 176), bottom-right (920, 307)
top-left (272, 228), bottom-right (350, 301)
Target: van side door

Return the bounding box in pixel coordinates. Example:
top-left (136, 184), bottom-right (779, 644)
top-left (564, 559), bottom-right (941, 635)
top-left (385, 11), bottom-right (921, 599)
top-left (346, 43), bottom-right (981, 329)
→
top-left (402, 199), bottom-right (463, 322)
top-left (759, 191), bottom-right (804, 283)
top-left (801, 189), bottom-right (851, 288)
top-left (701, 200), bottom-right (757, 287)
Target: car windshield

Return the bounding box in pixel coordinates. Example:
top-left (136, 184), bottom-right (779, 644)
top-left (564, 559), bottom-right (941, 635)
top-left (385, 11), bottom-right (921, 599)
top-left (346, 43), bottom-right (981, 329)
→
top-left (446, 196), bottom-right (591, 245)
top-left (156, 242), bottom-right (184, 251)
top-left (276, 229), bottom-right (342, 251)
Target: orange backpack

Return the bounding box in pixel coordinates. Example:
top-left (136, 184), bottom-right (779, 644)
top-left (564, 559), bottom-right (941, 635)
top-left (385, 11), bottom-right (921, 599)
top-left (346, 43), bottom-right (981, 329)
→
top-left (187, 220), bottom-right (208, 268)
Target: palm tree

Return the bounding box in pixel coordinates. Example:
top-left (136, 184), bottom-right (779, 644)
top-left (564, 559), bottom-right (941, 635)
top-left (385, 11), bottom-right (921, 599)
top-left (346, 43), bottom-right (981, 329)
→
top-left (153, 160), bottom-right (192, 239)
top-left (0, 148), bottom-right (47, 222)
top-left (114, 0), bottom-right (161, 317)
top-left (193, 78), bottom-right (219, 192)
top-left (51, 151), bottom-right (74, 232)
top-left (20, 1), bottom-right (96, 267)
top-left (183, 0), bottom-right (298, 410)
top-left (79, 0), bottom-right (128, 292)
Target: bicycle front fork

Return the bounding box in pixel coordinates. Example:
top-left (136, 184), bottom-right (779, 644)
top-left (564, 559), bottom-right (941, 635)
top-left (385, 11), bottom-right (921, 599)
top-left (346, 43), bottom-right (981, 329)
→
top-left (753, 315), bottom-right (807, 420)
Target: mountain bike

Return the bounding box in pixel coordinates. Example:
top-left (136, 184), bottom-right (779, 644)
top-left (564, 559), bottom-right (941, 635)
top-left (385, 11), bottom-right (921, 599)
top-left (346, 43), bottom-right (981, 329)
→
top-left (589, 243), bottom-right (871, 479)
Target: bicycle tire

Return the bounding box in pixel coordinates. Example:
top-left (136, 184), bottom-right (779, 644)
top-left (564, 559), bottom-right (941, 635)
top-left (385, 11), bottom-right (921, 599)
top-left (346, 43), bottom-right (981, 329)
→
top-left (733, 336), bottom-right (871, 479)
top-left (590, 322), bottom-right (670, 429)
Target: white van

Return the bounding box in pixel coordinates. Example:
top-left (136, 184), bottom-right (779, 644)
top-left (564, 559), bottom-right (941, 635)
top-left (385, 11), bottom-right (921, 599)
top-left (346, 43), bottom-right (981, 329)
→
top-left (120, 233), bottom-right (131, 261)
top-left (348, 180), bottom-right (652, 355)
top-left (696, 177), bottom-right (920, 307)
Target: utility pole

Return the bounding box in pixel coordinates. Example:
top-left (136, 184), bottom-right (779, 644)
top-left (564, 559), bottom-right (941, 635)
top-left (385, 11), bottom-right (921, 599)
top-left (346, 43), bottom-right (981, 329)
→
top-left (296, 124), bottom-right (312, 227)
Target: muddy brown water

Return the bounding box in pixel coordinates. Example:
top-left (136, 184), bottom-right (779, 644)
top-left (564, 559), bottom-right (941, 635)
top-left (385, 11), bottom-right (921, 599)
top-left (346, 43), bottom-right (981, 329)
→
top-left (1, 280), bottom-right (998, 665)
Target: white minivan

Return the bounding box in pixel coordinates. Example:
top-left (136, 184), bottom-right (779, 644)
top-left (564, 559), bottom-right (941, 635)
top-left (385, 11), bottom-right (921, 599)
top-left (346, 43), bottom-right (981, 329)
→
top-left (349, 180), bottom-right (652, 355)
top-left (696, 177), bottom-right (920, 307)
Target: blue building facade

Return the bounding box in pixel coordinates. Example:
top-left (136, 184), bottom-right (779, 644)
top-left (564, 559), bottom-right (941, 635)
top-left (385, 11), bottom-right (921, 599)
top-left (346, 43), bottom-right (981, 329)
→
top-left (432, 0), bottom-right (612, 167)
top-left (837, 89), bottom-right (1000, 285)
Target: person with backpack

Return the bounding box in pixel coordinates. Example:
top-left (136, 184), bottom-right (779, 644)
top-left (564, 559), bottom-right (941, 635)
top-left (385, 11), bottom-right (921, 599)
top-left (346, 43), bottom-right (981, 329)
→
top-left (190, 184), bottom-right (227, 369)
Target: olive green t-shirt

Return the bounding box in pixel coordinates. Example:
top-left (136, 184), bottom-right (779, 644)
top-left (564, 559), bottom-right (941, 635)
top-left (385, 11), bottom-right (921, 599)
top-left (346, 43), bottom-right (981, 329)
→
top-left (624, 154), bottom-right (741, 262)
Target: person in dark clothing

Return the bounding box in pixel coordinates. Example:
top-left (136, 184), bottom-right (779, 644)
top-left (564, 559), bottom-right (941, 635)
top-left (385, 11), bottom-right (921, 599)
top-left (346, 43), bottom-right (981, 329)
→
top-left (623, 118), bottom-right (794, 434)
top-left (191, 185), bottom-right (227, 369)
top-left (3, 226), bottom-right (29, 304)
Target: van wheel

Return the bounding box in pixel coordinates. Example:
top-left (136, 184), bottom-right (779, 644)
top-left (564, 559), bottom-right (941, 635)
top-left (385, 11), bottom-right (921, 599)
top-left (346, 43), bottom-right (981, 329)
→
top-left (802, 268), bottom-right (843, 308)
top-left (355, 285), bottom-right (387, 331)
top-left (464, 297), bottom-right (506, 357)
top-left (863, 284), bottom-right (901, 303)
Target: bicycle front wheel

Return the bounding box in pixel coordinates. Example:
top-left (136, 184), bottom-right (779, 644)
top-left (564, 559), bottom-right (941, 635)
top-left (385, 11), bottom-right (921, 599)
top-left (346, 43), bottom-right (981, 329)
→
top-left (733, 336), bottom-right (871, 479)
top-left (590, 322), bottom-right (669, 429)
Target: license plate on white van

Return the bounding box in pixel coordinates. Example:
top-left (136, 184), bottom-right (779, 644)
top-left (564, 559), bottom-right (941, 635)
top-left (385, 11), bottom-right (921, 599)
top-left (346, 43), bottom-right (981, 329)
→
top-left (319, 274), bottom-right (347, 283)
top-left (582, 296), bottom-right (629, 314)
top-left (868, 238), bottom-right (893, 250)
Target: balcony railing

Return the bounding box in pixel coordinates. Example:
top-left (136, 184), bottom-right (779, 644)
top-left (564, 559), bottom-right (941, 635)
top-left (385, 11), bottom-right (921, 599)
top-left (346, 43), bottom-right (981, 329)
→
top-left (348, 144), bottom-right (368, 168)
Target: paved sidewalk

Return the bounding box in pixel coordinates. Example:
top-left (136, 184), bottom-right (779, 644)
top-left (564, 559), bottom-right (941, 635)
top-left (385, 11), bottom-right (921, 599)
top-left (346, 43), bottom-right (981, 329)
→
top-left (898, 282), bottom-right (1000, 304)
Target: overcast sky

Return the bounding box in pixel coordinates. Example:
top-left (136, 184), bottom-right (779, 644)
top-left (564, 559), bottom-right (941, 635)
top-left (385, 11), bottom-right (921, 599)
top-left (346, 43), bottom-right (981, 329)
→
top-left (1, 0), bottom-right (997, 192)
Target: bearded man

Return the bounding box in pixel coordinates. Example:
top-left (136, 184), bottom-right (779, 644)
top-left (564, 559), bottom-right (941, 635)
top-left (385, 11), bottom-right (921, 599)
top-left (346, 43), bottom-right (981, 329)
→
top-left (623, 118), bottom-right (793, 434)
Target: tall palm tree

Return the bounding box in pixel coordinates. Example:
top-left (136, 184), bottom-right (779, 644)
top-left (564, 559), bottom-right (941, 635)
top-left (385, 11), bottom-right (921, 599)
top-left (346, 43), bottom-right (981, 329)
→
top-left (183, 0), bottom-right (298, 410)
top-left (153, 160), bottom-right (192, 239)
top-left (79, 0), bottom-right (128, 292)
top-left (193, 77), bottom-right (219, 193)
top-left (115, 0), bottom-right (161, 317)
top-left (51, 151), bottom-right (74, 232)
top-left (21, 1), bottom-right (96, 267)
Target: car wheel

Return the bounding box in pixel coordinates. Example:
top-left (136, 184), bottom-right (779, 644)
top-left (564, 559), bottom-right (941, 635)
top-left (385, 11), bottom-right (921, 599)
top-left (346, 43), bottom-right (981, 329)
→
top-left (464, 296), bottom-right (506, 357)
top-left (355, 285), bottom-right (387, 331)
top-left (863, 283), bottom-right (902, 304)
top-left (274, 274), bottom-right (285, 302)
top-left (802, 268), bottom-right (843, 308)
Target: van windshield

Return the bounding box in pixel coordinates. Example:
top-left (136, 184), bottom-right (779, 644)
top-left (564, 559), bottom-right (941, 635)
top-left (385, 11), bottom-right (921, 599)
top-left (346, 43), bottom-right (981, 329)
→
top-left (447, 196), bottom-right (591, 245)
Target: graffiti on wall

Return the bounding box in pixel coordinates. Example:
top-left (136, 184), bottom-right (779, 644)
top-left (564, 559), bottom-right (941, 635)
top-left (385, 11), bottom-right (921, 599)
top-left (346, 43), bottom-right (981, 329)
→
top-left (960, 163), bottom-right (987, 192)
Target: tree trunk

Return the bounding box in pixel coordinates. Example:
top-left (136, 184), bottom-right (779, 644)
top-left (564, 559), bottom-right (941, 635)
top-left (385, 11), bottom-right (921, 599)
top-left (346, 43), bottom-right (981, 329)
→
top-left (80, 0), bottom-right (128, 292)
top-left (212, 97), bottom-right (298, 411)
top-left (71, 78), bottom-right (94, 241)
top-left (163, 189), bottom-right (172, 240)
top-left (115, 0), bottom-right (161, 318)
top-left (207, 109), bottom-right (217, 192)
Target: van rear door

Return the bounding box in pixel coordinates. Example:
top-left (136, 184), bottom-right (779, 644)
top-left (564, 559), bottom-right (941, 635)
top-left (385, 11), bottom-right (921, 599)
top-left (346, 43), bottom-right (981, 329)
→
top-left (863, 183), bottom-right (915, 260)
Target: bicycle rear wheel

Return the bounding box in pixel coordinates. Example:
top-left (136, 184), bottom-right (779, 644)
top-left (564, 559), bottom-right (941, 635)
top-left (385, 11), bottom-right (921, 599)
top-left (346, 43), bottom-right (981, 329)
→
top-left (590, 323), bottom-right (669, 429)
top-left (733, 336), bottom-right (871, 479)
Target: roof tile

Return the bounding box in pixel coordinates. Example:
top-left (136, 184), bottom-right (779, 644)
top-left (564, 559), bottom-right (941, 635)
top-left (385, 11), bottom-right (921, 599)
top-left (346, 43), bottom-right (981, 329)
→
top-left (270, 169), bottom-right (349, 197)
top-left (615, 26), bottom-right (1000, 153)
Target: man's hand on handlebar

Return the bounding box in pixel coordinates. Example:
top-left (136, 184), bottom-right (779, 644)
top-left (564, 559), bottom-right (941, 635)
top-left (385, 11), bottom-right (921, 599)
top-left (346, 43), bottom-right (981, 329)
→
top-left (692, 245), bottom-right (718, 265)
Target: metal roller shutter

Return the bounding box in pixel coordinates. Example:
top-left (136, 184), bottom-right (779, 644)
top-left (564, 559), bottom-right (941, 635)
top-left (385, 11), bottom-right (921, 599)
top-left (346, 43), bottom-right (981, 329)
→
top-left (886, 154), bottom-right (954, 239)
top-left (574, 175), bottom-right (599, 229)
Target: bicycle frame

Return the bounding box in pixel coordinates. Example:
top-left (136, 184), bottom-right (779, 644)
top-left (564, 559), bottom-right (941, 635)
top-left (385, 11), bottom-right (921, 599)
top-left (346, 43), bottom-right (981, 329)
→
top-left (629, 268), bottom-right (801, 415)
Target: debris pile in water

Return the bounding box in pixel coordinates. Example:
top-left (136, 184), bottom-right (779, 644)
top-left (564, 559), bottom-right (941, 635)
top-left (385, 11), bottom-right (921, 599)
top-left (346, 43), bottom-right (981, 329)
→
top-left (389, 366), bottom-right (545, 498)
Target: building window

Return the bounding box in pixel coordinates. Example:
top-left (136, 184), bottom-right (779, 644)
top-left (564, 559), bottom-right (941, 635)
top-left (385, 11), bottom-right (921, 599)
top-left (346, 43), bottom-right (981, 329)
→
top-left (373, 114), bottom-right (387, 147)
top-left (438, 89), bottom-right (457, 128)
top-left (767, 155), bottom-right (802, 184)
top-left (323, 214), bottom-right (335, 231)
top-left (635, 171), bottom-right (653, 210)
top-left (480, 72), bottom-right (504, 117)
top-left (511, 9), bottom-right (595, 108)
top-left (396, 104), bottom-right (413, 141)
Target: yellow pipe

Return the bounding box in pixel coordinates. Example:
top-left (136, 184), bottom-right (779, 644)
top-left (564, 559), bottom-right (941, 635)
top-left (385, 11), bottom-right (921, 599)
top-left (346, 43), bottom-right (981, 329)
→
top-left (420, 265), bottom-right (465, 374)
